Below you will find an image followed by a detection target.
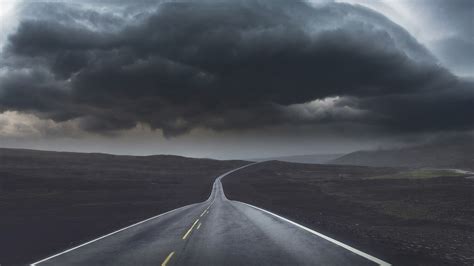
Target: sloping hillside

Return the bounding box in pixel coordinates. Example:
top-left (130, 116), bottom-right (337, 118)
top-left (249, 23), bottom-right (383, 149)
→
top-left (331, 136), bottom-right (474, 170)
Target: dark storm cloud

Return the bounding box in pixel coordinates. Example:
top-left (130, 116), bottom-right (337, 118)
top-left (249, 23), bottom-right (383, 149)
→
top-left (0, 0), bottom-right (473, 136)
top-left (360, 79), bottom-right (474, 132)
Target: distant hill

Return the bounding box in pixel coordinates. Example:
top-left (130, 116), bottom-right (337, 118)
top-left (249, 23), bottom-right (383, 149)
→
top-left (0, 147), bottom-right (248, 264)
top-left (253, 153), bottom-right (343, 164)
top-left (330, 135), bottom-right (474, 170)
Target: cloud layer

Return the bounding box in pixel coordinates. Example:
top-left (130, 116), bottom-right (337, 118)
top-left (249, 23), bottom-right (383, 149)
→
top-left (0, 0), bottom-right (472, 137)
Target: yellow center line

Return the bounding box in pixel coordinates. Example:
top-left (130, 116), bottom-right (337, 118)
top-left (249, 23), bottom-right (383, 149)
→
top-left (201, 205), bottom-right (212, 217)
top-left (197, 222), bottom-right (202, 230)
top-left (182, 219), bottom-right (200, 240)
top-left (161, 251), bottom-right (175, 266)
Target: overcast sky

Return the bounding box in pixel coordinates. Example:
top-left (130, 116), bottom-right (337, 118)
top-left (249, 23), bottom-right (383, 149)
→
top-left (0, 0), bottom-right (472, 159)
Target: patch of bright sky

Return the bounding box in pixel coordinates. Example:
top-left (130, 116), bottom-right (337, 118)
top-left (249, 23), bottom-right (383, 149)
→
top-left (0, 0), bottom-right (20, 52)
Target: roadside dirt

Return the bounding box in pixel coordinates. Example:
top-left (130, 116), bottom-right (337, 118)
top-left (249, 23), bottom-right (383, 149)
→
top-left (223, 161), bottom-right (474, 266)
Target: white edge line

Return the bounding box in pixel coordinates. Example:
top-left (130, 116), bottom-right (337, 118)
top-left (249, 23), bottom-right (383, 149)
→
top-left (216, 162), bottom-right (261, 180)
top-left (238, 201), bottom-right (391, 266)
top-left (30, 204), bottom-right (193, 265)
top-left (31, 162), bottom-right (259, 265)
top-left (216, 162), bottom-right (261, 198)
top-left (220, 161), bottom-right (390, 265)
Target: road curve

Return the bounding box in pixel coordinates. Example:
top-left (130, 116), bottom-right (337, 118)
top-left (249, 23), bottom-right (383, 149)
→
top-left (31, 163), bottom-right (390, 266)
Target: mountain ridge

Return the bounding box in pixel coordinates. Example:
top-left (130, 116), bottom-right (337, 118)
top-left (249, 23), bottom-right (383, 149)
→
top-left (330, 135), bottom-right (474, 170)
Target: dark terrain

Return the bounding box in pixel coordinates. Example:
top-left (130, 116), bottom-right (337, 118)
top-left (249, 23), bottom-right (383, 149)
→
top-left (331, 135), bottom-right (474, 170)
top-left (223, 161), bottom-right (474, 266)
top-left (0, 148), bottom-right (247, 265)
top-left (254, 153), bottom-right (343, 164)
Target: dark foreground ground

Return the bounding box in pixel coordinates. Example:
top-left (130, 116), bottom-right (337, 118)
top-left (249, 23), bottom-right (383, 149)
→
top-left (0, 148), bottom-right (247, 265)
top-left (223, 161), bottom-right (474, 266)
top-left (33, 167), bottom-right (380, 266)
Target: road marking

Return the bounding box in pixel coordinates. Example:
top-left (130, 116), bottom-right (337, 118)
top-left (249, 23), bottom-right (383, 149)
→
top-left (239, 202), bottom-right (391, 266)
top-left (31, 162), bottom-right (259, 265)
top-left (201, 210), bottom-right (210, 217)
top-left (218, 161), bottom-right (390, 265)
top-left (197, 222), bottom-right (202, 230)
top-left (161, 251), bottom-right (175, 266)
top-left (200, 205), bottom-right (212, 217)
top-left (30, 204), bottom-right (193, 265)
top-left (182, 219), bottom-right (200, 240)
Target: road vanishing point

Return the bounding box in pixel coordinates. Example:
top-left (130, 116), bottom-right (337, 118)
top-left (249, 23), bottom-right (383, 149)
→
top-left (31, 163), bottom-right (390, 266)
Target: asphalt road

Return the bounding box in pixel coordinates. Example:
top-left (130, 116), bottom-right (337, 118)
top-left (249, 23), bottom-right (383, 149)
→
top-left (32, 163), bottom-right (390, 266)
